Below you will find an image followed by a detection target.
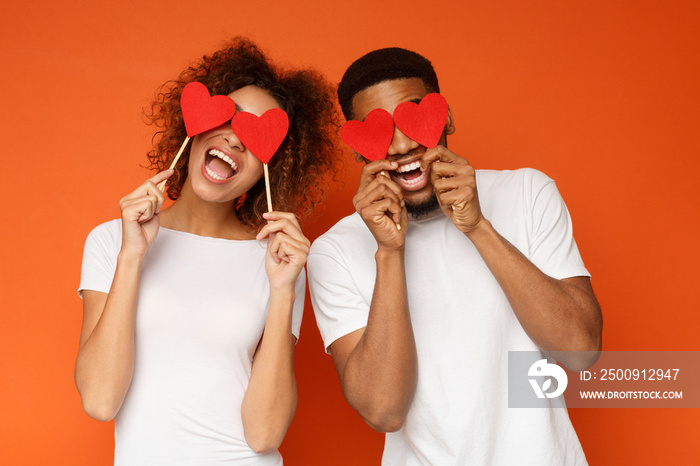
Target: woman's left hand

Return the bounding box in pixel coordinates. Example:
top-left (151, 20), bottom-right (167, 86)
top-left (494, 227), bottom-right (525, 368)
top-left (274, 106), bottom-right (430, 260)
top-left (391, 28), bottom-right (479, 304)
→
top-left (256, 211), bottom-right (310, 291)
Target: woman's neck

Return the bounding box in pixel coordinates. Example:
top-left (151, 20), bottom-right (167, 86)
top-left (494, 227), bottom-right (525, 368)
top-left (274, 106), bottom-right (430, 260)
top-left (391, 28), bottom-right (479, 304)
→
top-left (159, 186), bottom-right (257, 240)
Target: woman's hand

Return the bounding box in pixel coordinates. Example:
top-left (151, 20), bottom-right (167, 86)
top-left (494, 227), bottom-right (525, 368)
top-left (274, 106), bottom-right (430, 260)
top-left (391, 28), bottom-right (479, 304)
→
top-left (119, 170), bottom-right (173, 257)
top-left (256, 211), bottom-right (310, 292)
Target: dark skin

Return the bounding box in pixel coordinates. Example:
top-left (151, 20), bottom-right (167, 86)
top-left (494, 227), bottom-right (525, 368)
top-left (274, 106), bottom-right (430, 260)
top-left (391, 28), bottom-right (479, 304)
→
top-left (329, 77), bottom-right (602, 432)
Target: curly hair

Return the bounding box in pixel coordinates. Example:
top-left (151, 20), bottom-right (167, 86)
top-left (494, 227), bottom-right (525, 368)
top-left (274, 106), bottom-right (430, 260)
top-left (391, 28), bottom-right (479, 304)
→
top-left (145, 37), bottom-right (341, 230)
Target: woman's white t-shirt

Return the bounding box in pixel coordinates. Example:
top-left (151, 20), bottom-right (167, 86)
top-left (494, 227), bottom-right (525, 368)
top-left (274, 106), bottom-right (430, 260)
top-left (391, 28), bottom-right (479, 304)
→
top-left (79, 220), bottom-right (304, 465)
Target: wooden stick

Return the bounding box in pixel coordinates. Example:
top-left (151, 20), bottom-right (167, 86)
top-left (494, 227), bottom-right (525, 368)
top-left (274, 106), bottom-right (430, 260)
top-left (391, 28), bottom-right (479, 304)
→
top-left (158, 136), bottom-right (190, 192)
top-left (264, 163), bottom-right (273, 212)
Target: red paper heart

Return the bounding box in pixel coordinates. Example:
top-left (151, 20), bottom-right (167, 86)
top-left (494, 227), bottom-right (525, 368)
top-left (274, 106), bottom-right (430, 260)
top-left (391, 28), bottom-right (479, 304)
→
top-left (341, 109), bottom-right (394, 161)
top-left (393, 93), bottom-right (448, 148)
top-left (230, 108), bottom-right (289, 164)
top-left (181, 82), bottom-right (237, 137)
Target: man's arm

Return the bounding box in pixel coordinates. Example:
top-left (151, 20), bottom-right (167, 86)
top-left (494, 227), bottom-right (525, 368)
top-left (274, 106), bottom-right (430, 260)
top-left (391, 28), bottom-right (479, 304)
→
top-left (425, 146), bottom-right (602, 370)
top-left (325, 159), bottom-right (417, 432)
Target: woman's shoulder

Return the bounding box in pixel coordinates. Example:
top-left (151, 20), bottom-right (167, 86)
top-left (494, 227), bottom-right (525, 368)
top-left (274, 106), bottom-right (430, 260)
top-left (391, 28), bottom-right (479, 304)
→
top-left (87, 219), bottom-right (121, 239)
top-left (84, 219), bottom-right (122, 253)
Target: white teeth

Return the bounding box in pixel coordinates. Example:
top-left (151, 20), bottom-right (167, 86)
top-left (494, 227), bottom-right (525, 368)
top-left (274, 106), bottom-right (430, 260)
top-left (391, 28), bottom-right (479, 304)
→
top-left (396, 161), bottom-right (421, 173)
top-left (208, 149), bottom-right (238, 171)
top-left (398, 170), bottom-right (427, 187)
top-left (205, 165), bottom-right (225, 180)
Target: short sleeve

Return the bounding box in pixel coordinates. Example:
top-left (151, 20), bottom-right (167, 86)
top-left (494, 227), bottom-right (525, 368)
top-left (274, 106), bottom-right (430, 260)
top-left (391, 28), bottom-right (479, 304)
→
top-left (307, 237), bottom-right (371, 353)
top-left (78, 220), bottom-right (122, 298)
top-left (527, 171), bottom-right (590, 280)
top-left (291, 269), bottom-right (305, 340)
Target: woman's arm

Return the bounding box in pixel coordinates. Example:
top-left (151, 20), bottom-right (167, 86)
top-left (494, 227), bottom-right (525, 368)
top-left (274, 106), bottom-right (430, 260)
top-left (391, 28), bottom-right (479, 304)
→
top-left (74, 170), bottom-right (172, 421)
top-left (241, 211), bottom-right (309, 453)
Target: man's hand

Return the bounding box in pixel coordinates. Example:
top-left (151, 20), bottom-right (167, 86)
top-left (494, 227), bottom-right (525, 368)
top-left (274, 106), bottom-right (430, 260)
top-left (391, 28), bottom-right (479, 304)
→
top-left (422, 146), bottom-right (484, 235)
top-left (353, 159), bottom-right (408, 251)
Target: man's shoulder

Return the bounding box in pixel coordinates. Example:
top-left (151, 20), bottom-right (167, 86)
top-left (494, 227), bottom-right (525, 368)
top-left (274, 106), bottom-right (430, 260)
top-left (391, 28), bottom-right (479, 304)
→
top-left (476, 168), bottom-right (559, 219)
top-left (311, 212), bottom-right (370, 254)
top-left (476, 167), bottom-right (553, 191)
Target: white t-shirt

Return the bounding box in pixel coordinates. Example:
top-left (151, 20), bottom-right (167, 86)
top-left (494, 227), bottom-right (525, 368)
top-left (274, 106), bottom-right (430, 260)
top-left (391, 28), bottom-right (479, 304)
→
top-left (308, 168), bottom-right (589, 465)
top-left (79, 220), bottom-right (304, 466)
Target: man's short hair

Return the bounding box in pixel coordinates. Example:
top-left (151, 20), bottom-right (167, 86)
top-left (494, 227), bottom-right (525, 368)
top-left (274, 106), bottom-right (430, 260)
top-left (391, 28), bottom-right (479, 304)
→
top-left (337, 47), bottom-right (440, 120)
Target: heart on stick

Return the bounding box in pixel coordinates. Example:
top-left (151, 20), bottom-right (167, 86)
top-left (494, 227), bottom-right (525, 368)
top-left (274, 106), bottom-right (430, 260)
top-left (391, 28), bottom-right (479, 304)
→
top-left (341, 109), bottom-right (394, 161)
top-left (393, 93), bottom-right (448, 148)
top-left (181, 82), bottom-right (237, 137)
top-left (230, 108), bottom-right (289, 164)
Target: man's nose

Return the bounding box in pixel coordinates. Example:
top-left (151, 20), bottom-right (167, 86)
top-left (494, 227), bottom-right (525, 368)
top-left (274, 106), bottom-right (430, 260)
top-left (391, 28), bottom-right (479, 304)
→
top-left (387, 124), bottom-right (419, 157)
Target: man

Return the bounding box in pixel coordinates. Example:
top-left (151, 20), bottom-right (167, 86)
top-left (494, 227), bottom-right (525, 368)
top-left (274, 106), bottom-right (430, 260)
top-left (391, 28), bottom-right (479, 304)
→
top-left (307, 47), bottom-right (602, 465)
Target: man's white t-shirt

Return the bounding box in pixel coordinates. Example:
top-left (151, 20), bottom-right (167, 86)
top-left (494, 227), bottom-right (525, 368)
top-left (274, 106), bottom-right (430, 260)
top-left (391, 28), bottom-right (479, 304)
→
top-left (79, 220), bottom-right (304, 465)
top-left (309, 168), bottom-right (589, 465)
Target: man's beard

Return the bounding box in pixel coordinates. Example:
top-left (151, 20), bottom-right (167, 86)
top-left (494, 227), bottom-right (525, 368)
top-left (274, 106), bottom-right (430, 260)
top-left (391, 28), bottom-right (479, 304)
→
top-left (405, 193), bottom-right (441, 219)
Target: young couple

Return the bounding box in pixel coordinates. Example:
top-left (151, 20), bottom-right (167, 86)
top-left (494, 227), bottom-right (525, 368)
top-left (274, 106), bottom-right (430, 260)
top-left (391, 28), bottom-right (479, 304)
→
top-left (76, 38), bottom-right (602, 465)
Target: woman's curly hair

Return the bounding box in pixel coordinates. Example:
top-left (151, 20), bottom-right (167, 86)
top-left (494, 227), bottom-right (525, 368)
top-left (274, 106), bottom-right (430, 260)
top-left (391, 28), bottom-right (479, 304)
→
top-left (145, 37), bottom-right (341, 230)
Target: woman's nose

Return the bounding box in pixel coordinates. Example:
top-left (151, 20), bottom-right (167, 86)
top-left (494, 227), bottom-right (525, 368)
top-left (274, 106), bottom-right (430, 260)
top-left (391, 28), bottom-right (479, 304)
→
top-left (224, 130), bottom-right (245, 151)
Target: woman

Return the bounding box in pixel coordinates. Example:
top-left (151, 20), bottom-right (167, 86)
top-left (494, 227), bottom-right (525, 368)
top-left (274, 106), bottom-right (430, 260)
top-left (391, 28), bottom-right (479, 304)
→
top-left (75, 38), bottom-right (338, 465)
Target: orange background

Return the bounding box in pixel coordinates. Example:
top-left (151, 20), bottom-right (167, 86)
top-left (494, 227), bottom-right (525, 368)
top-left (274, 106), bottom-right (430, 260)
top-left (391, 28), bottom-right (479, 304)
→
top-left (1, 1), bottom-right (699, 464)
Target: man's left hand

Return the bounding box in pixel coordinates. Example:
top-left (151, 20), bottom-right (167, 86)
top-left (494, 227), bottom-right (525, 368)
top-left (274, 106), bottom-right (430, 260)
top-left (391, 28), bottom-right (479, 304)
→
top-left (422, 146), bottom-right (484, 235)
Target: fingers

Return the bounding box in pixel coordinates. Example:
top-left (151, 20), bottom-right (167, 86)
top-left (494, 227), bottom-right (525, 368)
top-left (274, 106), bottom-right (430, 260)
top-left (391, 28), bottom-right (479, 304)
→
top-left (354, 177), bottom-right (403, 209)
top-left (432, 163), bottom-right (476, 193)
top-left (120, 170), bottom-right (173, 224)
top-left (256, 212), bottom-right (311, 265)
top-left (352, 163), bottom-right (405, 235)
top-left (149, 168), bottom-right (175, 186)
top-left (120, 193), bottom-right (159, 224)
top-left (432, 168), bottom-right (477, 211)
top-left (438, 186), bottom-right (474, 209)
top-left (267, 231), bottom-right (310, 265)
top-left (427, 148), bottom-right (474, 204)
top-left (421, 145), bottom-right (467, 171)
top-left (354, 181), bottom-right (404, 225)
top-left (358, 159), bottom-right (399, 191)
top-left (256, 212), bottom-right (308, 244)
top-left (121, 169), bottom-right (173, 204)
top-left (354, 174), bottom-right (403, 209)
top-left (430, 159), bottom-right (473, 179)
top-left (155, 168), bottom-right (176, 192)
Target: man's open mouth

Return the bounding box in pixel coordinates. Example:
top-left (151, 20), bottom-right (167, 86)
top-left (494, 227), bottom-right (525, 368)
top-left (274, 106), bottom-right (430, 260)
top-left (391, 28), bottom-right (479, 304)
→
top-left (391, 160), bottom-right (429, 191)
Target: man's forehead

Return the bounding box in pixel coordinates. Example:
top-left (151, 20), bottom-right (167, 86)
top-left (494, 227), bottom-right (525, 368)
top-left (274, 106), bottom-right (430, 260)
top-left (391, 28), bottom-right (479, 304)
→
top-left (351, 78), bottom-right (429, 121)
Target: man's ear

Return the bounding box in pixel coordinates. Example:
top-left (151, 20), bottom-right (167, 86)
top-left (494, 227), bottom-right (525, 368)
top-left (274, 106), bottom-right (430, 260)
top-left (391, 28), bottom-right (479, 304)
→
top-left (353, 151), bottom-right (367, 163)
top-left (445, 105), bottom-right (455, 135)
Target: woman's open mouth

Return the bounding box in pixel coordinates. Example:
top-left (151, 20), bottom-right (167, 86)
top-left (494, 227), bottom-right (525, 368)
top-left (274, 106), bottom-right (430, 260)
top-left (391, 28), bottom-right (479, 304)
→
top-left (203, 148), bottom-right (238, 183)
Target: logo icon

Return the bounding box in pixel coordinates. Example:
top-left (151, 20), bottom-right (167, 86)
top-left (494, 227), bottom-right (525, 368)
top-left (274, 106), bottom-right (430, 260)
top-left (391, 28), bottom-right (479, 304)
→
top-left (528, 359), bottom-right (568, 399)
